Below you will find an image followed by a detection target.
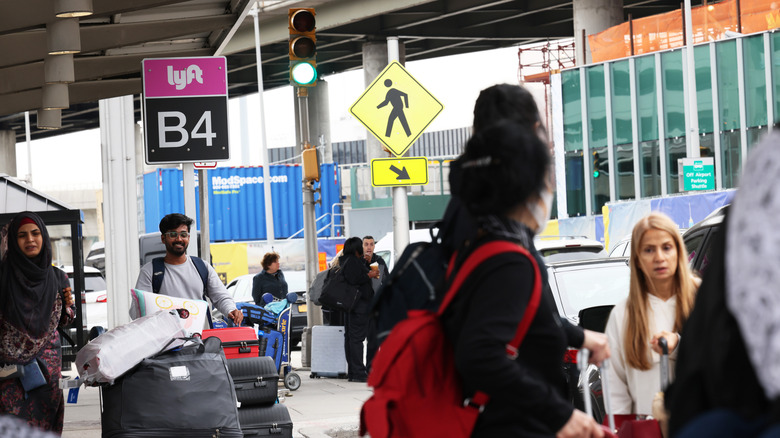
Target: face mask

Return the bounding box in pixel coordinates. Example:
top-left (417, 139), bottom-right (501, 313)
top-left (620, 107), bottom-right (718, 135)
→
top-left (528, 189), bottom-right (553, 234)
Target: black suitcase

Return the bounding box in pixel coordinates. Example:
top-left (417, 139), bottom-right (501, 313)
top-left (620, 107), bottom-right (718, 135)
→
top-left (228, 356), bottom-right (279, 406)
top-left (238, 404), bottom-right (293, 437)
top-left (101, 337), bottom-right (242, 438)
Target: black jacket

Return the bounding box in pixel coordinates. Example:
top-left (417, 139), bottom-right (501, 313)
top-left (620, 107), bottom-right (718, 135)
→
top-left (339, 254), bottom-right (373, 313)
top-left (251, 269), bottom-right (288, 303)
top-left (441, 234), bottom-right (572, 437)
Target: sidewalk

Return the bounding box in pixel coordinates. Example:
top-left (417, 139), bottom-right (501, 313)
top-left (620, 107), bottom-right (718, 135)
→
top-left (62, 351), bottom-right (373, 438)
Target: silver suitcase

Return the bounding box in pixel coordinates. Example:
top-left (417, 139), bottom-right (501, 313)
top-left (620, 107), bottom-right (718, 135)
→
top-left (310, 325), bottom-right (348, 378)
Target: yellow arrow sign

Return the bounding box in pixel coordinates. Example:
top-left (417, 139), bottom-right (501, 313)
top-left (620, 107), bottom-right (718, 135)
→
top-left (350, 61), bottom-right (444, 157)
top-left (371, 157), bottom-right (429, 187)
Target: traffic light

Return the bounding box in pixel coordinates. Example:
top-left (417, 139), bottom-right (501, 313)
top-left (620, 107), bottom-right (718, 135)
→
top-left (592, 151), bottom-right (601, 178)
top-left (288, 8), bottom-right (317, 87)
top-left (302, 144), bottom-right (320, 181)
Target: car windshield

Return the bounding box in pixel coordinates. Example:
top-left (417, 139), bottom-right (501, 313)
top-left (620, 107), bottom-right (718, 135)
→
top-left (552, 263), bottom-right (630, 318)
top-left (68, 274), bottom-right (106, 292)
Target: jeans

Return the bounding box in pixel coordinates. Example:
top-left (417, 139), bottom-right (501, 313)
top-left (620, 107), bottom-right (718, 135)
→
top-left (675, 409), bottom-right (780, 438)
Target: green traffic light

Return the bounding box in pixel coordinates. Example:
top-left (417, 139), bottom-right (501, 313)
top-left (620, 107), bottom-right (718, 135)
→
top-left (291, 62), bottom-right (317, 85)
top-left (593, 170), bottom-right (600, 178)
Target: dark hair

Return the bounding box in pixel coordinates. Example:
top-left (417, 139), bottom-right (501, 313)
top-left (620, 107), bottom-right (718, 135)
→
top-left (473, 84), bottom-right (541, 133)
top-left (456, 120), bottom-right (550, 217)
top-left (261, 252), bottom-right (280, 271)
top-left (362, 236), bottom-right (374, 242)
top-left (159, 213), bottom-right (193, 233)
top-left (343, 237), bottom-right (364, 258)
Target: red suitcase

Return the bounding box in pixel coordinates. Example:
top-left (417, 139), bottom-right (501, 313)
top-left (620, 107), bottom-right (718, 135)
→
top-left (203, 327), bottom-right (260, 359)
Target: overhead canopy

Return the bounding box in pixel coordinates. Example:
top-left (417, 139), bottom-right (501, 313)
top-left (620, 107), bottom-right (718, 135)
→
top-left (0, 0), bottom-right (689, 142)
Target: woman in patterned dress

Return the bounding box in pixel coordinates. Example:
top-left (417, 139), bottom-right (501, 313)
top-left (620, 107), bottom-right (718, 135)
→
top-left (0, 211), bottom-right (75, 434)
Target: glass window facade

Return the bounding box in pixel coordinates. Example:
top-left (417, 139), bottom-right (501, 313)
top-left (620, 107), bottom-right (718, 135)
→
top-left (557, 30), bottom-right (778, 217)
top-left (744, 35), bottom-right (767, 129)
top-left (774, 32), bottom-right (780, 126)
top-left (694, 45), bottom-right (714, 134)
top-left (562, 70), bottom-right (585, 217)
top-left (661, 51), bottom-right (686, 139)
top-left (587, 66), bottom-right (608, 214)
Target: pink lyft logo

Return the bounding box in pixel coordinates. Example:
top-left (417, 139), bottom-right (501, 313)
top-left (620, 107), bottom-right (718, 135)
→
top-left (143, 57), bottom-right (227, 98)
top-left (168, 65), bottom-right (203, 90)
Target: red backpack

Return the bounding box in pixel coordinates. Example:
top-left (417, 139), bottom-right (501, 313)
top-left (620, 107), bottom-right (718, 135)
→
top-left (360, 240), bottom-right (542, 438)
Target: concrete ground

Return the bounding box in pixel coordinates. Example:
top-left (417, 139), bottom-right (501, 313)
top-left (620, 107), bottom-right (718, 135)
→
top-left (61, 350), bottom-right (372, 438)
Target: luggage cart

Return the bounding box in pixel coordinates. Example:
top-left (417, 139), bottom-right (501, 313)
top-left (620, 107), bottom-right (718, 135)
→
top-left (260, 292), bottom-right (302, 391)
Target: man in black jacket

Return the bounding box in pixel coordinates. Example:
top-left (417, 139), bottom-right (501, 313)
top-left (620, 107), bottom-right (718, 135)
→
top-left (363, 235), bottom-right (388, 370)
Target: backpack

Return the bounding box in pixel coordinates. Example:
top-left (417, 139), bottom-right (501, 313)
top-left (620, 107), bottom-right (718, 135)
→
top-left (370, 227), bottom-right (449, 346)
top-left (360, 240), bottom-right (542, 438)
top-left (152, 256), bottom-right (213, 327)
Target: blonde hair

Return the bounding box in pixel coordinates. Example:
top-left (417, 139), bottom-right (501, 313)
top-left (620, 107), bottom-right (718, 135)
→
top-left (330, 249), bottom-right (343, 268)
top-left (624, 212), bottom-right (697, 370)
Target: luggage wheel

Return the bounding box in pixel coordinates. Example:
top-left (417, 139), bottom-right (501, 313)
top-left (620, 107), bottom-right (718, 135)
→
top-left (285, 372), bottom-right (301, 391)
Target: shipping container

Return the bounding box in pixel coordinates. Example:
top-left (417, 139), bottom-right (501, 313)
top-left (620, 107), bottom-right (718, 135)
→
top-left (142, 163), bottom-right (342, 241)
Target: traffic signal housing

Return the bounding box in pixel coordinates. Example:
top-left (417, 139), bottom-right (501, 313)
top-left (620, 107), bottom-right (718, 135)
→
top-left (592, 151), bottom-right (601, 178)
top-left (288, 8), bottom-right (317, 87)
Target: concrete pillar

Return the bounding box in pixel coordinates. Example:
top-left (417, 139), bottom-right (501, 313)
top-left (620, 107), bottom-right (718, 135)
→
top-left (100, 95), bottom-right (140, 329)
top-left (0, 130), bottom-right (17, 176)
top-left (362, 41), bottom-right (406, 163)
top-left (573, 0), bottom-right (623, 65)
top-left (308, 79), bottom-right (332, 164)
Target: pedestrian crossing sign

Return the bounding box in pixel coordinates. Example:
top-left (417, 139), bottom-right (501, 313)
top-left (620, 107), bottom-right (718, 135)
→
top-left (350, 61), bottom-right (444, 157)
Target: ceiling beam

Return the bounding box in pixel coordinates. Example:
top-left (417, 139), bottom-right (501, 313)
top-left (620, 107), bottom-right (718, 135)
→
top-left (0, 15), bottom-right (234, 69)
top-left (0, 0), bottom-right (191, 35)
top-left (220, 0), bottom-right (435, 54)
top-left (0, 79), bottom-right (141, 115)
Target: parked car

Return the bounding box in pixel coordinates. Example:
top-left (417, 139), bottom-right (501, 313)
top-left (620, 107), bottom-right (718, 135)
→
top-left (61, 265), bottom-right (108, 333)
top-left (682, 205), bottom-right (728, 275)
top-left (535, 235), bottom-right (607, 262)
top-left (374, 228), bottom-right (437, 271)
top-left (85, 241), bottom-right (105, 276)
top-left (544, 256), bottom-right (632, 423)
top-left (224, 271), bottom-right (308, 347)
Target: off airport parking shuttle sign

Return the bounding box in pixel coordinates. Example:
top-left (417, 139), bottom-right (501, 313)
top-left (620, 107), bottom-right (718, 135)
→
top-left (350, 61), bottom-right (443, 157)
top-left (143, 57), bottom-right (230, 164)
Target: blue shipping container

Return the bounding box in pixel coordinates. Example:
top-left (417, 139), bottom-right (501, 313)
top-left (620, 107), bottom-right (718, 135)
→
top-left (143, 163), bottom-right (342, 241)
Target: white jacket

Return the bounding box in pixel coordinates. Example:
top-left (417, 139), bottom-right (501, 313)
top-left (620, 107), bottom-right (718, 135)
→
top-left (605, 295), bottom-right (679, 415)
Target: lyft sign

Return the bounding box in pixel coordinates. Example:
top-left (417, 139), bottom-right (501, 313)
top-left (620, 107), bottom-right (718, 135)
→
top-left (142, 57), bottom-right (230, 164)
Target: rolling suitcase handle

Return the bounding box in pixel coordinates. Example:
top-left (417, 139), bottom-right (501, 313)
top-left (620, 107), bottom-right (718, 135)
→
top-left (658, 337), bottom-right (669, 391)
top-left (578, 349), bottom-right (617, 438)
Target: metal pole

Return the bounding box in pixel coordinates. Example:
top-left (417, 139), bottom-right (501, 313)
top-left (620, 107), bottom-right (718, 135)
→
top-left (684, 0), bottom-right (700, 157)
top-left (182, 162), bottom-right (198, 258)
top-left (299, 87), bottom-right (322, 368)
top-left (252, 1), bottom-right (275, 245)
top-left (388, 37), bottom-right (410, 261)
top-left (198, 169), bottom-right (211, 264)
top-left (24, 111), bottom-right (32, 184)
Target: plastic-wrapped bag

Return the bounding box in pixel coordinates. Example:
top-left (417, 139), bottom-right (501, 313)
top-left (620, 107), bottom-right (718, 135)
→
top-left (75, 310), bottom-right (187, 386)
top-left (129, 288), bottom-right (209, 334)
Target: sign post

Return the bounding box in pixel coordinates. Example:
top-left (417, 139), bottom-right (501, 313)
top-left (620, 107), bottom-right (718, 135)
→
top-left (678, 157), bottom-right (715, 191)
top-left (142, 56), bottom-right (230, 258)
top-left (350, 38), bottom-right (443, 261)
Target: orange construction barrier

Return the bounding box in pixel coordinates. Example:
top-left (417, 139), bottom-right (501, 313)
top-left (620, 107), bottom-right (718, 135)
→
top-left (589, 0), bottom-right (779, 63)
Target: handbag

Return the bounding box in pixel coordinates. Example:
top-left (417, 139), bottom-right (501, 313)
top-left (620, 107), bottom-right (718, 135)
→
top-left (319, 265), bottom-right (360, 312)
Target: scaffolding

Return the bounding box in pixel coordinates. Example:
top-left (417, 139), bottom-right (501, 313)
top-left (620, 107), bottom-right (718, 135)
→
top-left (517, 39), bottom-right (577, 137)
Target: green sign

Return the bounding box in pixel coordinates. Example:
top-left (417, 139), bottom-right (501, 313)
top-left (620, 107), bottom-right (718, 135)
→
top-left (679, 157), bottom-right (715, 191)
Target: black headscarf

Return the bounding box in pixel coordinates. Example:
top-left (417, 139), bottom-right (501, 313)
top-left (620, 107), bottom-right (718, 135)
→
top-left (0, 211), bottom-right (61, 337)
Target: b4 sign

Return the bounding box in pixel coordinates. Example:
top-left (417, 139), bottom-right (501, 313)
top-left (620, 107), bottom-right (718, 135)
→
top-left (142, 57), bottom-right (230, 164)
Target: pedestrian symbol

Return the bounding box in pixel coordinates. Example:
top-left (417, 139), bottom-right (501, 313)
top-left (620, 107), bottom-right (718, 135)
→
top-left (350, 61), bottom-right (443, 157)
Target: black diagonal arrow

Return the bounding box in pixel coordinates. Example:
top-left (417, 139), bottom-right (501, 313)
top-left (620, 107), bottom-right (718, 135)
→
top-left (389, 165), bottom-right (410, 180)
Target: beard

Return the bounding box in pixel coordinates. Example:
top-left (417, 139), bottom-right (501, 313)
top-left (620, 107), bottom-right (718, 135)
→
top-left (166, 240), bottom-right (187, 256)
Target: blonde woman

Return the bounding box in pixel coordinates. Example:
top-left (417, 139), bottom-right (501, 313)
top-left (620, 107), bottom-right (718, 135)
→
top-left (605, 211), bottom-right (698, 416)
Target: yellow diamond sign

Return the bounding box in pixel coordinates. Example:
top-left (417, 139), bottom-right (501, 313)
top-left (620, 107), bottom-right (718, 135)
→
top-left (370, 157), bottom-right (429, 187)
top-left (350, 61), bottom-right (444, 157)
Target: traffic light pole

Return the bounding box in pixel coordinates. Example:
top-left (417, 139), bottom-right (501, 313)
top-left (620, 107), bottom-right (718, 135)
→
top-left (388, 37), bottom-right (410, 260)
top-left (298, 87), bottom-right (321, 368)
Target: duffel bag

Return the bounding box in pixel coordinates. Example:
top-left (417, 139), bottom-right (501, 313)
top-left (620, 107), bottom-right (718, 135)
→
top-left (101, 336), bottom-right (242, 438)
top-left (75, 309), bottom-right (188, 386)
